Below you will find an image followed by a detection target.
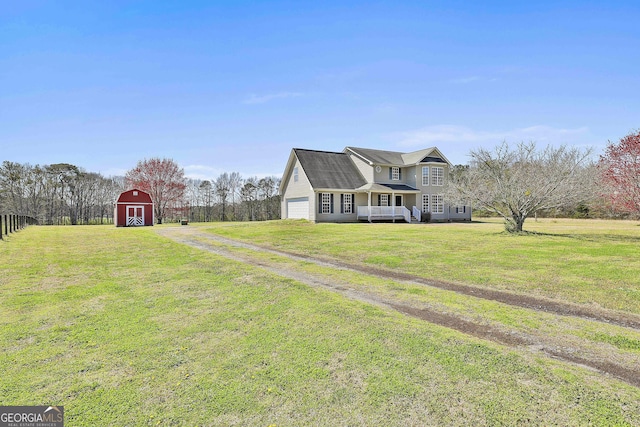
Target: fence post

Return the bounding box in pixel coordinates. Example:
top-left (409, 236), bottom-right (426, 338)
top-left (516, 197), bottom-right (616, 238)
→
top-left (4, 215), bottom-right (7, 236)
top-left (0, 215), bottom-right (3, 240)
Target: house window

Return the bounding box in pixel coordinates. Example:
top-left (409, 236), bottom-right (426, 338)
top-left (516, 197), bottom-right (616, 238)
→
top-left (422, 167), bottom-right (429, 186)
top-left (422, 194), bottom-right (429, 213)
top-left (133, 191), bottom-right (138, 196)
top-left (293, 167), bottom-right (299, 182)
top-left (380, 194), bottom-right (389, 206)
top-left (391, 167), bottom-right (400, 181)
top-left (432, 167), bottom-right (444, 186)
top-left (432, 194), bottom-right (444, 214)
top-left (321, 193), bottom-right (332, 214)
top-left (342, 193), bottom-right (353, 214)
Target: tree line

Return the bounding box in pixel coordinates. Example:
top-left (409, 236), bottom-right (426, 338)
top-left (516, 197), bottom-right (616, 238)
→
top-left (0, 159), bottom-right (280, 225)
top-left (0, 162), bottom-right (125, 225)
top-left (184, 174), bottom-right (281, 223)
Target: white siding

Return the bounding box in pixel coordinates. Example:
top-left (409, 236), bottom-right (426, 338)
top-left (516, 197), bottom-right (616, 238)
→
top-left (280, 155), bottom-right (315, 221)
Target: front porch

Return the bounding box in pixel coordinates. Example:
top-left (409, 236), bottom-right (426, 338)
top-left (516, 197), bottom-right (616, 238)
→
top-left (356, 206), bottom-right (422, 223)
top-left (356, 182), bottom-right (421, 223)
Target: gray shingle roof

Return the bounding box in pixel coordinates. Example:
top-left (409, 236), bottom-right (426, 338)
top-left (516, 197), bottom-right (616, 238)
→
top-left (346, 147), bottom-right (406, 165)
top-left (346, 146), bottom-right (445, 166)
top-left (294, 149), bottom-right (367, 190)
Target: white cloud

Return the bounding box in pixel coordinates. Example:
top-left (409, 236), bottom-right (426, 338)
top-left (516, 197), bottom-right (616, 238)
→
top-left (449, 76), bottom-right (482, 84)
top-left (243, 92), bottom-right (304, 105)
top-left (101, 167), bottom-right (128, 178)
top-left (392, 124), bottom-right (592, 164)
top-left (183, 165), bottom-right (222, 181)
top-left (449, 75), bottom-right (503, 84)
top-left (395, 124), bottom-right (589, 146)
top-left (183, 164), bottom-right (281, 181)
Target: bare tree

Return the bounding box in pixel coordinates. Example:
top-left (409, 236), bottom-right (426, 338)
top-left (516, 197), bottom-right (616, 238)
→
top-left (240, 177), bottom-right (259, 221)
top-left (227, 172), bottom-right (242, 220)
top-left (126, 158), bottom-right (187, 224)
top-left (23, 165), bottom-right (46, 221)
top-left (94, 176), bottom-right (122, 224)
top-left (0, 161), bottom-right (28, 214)
top-left (253, 176), bottom-right (280, 220)
top-left (199, 180), bottom-right (215, 222)
top-left (215, 172), bottom-right (232, 221)
top-left (447, 141), bottom-right (594, 232)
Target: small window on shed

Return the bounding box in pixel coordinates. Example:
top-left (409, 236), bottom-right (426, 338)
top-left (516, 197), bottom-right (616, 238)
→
top-left (133, 191), bottom-right (139, 196)
top-left (293, 167), bottom-right (299, 182)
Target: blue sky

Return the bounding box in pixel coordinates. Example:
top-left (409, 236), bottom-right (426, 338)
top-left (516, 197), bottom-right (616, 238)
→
top-left (2, 1), bottom-right (639, 180)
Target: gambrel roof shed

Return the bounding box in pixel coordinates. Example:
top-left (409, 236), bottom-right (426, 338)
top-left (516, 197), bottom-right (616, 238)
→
top-left (114, 189), bottom-right (154, 227)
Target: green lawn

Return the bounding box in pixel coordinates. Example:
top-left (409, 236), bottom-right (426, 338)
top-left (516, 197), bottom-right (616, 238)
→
top-left (203, 218), bottom-right (640, 314)
top-left (1, 224), bottom-right (639, 426)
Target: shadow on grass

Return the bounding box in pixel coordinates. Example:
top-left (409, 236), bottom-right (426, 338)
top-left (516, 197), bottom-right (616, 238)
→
top-left (503, 229), bottom-right (640, 244)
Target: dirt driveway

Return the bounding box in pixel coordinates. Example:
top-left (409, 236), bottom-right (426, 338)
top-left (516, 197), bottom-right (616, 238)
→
top-left (157, 226), bottom-right (640, 388)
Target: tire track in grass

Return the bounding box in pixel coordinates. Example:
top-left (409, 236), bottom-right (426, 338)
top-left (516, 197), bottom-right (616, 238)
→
top-left (193, 232), bottom-right (640, 330)
top-left (157, 227), bottom-right (640, 388)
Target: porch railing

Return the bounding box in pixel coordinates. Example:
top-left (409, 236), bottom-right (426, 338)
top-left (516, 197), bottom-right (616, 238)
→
top-left (357, 206), bottom-right (411, 223)
top-left (412, 206), bottom-right (421, 222)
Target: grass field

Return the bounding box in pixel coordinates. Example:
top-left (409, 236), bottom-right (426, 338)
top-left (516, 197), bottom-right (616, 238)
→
top-left (1, 222), bottom-right (639, 426)
top-left (204, 218), bottom-right (640, 314)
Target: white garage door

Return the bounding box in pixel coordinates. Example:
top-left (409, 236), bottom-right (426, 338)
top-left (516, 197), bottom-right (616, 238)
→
top-left (287, 197), bottom-right (309, 219)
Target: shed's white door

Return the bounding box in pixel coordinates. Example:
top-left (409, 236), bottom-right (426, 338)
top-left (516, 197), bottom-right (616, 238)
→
top-left (127, 205), bottom-right (144, 226)
top-left (287, 198), bottom-right (309, 219)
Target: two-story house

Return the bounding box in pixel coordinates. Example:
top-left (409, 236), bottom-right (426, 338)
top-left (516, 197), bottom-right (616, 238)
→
top-left (279, 146), bottom-right (472, 223)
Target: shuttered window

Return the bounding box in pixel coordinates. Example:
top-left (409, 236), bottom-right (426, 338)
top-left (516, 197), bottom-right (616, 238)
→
top-left (319, 193), bottom-right (333, 214)
top-left (341, 193), bottom-right (353, 214)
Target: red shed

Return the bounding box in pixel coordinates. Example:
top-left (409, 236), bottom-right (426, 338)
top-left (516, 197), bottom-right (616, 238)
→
top-left (115, 189), bottom-right (154, 227)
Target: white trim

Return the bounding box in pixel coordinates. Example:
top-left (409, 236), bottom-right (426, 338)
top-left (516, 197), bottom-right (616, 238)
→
top-left (431, 194), bottom-right (444, 214)
top-left (126, 205), bottom-right (145, 226)
top-left (321, 193), bottom-right (331, 214)
top-left (422, 194), bottom-right (429, 213)
top-left (432, 167), bottom-right (444, 186)
top-left (343, 193), bottom-right (353, 214)
top-left (391, 166), bottom-right (400, 180)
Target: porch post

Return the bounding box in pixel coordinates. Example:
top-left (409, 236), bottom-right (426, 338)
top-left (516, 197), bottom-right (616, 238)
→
top-left (392, 191), bottom-right (396, 223)
top-left (367, 191), bottom-right (372, 222)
